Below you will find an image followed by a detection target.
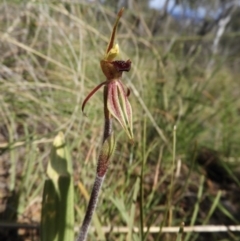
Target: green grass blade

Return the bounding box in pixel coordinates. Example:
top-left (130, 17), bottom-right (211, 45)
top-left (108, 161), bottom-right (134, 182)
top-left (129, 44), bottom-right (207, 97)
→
top-left (184, 175), bottom-right (204, 241)
top-left (110, 197), bottom-right (129, 224)
top-left (176, 222), bottom-right (185, 241)
top-left (203, 190), bottom-right (222, 225)
top-left (127, 177), bottom-right (140, 241)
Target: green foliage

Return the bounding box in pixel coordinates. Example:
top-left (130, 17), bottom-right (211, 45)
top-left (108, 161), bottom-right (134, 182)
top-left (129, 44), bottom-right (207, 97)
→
top-left (41, 133), bottom-right (74, 241)
top-left (1, 1), bottom-right (240, 241)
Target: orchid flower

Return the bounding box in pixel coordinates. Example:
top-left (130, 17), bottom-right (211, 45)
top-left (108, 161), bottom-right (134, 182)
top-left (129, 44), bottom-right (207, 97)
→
top-left (82, 8), bottom-right (133, 140)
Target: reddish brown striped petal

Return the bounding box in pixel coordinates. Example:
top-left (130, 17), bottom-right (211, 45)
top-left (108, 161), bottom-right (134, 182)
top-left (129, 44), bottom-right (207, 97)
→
top-left (107, 80), bottom-right (133, 140)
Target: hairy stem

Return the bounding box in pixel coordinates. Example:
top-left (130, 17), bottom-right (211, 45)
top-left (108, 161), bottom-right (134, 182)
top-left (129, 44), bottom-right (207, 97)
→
top-left (77, 86), bottom-right (113, 241)
top-left (76, 175), bottom-right (104, 241)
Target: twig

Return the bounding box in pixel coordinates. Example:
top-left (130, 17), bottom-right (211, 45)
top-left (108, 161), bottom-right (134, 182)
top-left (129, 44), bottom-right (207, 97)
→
top-left (3, 223), bottom-right (240, 234)
top-left (87, 225), bottom-right (240, 233)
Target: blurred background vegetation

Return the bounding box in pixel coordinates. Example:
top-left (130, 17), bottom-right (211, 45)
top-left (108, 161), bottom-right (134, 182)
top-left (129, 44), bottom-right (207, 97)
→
top-left (0, 0), bottom-right (240, 240)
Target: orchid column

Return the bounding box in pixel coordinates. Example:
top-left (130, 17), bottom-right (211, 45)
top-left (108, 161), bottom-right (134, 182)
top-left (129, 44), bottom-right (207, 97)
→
top-left (77, 8), bottom-right (133, 241)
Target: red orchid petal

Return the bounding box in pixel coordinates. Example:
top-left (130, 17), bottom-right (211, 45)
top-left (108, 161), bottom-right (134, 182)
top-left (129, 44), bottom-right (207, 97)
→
top-left (117, 81), bottom-right (133, 136)
top-left (82, 81), bottom-right (108, 113)
top-left (107, 81), bottom-right (123, 124)
top-left (107, 80), bottom-right (133, 140)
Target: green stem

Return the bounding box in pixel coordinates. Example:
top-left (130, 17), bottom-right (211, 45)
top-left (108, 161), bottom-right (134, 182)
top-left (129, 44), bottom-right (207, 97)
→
top-left (167, 125), bottom-right (177, 226)
top-left (140, 117), bottom-right (146, 240)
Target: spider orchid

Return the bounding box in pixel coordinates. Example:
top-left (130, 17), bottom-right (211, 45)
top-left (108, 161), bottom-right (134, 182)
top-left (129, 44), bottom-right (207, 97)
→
top-left (82, 8), bottom-right (133, 141)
